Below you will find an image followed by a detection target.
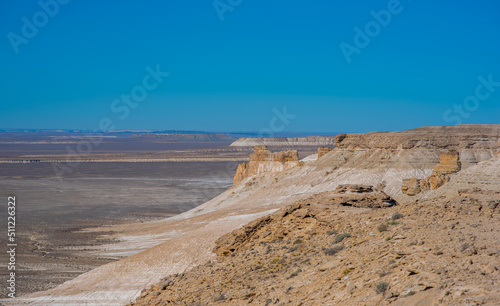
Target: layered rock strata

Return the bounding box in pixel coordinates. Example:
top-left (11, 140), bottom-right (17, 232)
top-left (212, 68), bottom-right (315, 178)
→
top-left (335, 125), bottom-right (500, 150)
top-left (233, 146), bottom-right (299, 184)
top-left (402, 150), bottom-right (461, 195)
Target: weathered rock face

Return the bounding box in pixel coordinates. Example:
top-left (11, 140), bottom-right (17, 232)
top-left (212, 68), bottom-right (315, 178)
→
top-left (335, 125), bottom-right (500, 172)
top-left (402, 150), bottom-right (461, 195)
top-left (233, 146), bottom-right (299, 184)
top-left (434, 150), bottom-right (461, 174)
top-left (317, 146), bottom-right (332, 158)
top-left (335, 125), bottom-right (500, 151)
top-left (401, 178), bottom-right (422, 196)
top-left (335, 184), bottom-right (374, 193)
top-left (330, 184), bottom-right (397, 208)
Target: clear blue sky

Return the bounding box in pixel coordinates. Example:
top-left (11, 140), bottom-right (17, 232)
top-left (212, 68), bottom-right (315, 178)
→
top-left (1, 0), bottom-right (499, 133)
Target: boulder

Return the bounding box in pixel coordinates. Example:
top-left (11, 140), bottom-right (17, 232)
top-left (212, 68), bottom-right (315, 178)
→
top-left (402, 178), bottom-right (421, 196)
top-left (336, 184), bottom-right (374, 193)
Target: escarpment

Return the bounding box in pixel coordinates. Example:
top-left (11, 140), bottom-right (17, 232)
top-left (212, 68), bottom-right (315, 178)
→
top-left (233, 126), bottom-right (500, 198)
top-left (334, 125), bottom-right (500, 167)
top-left (332, 125), bottom-right (499, 196)
top-left (402, 150), bottom-right (462, 195)
top-left (233, 146), bottom-right (299, 184)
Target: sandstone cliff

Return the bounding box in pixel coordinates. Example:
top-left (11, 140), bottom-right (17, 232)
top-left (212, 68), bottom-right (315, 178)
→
top-left (233, 146), bottom-right (299, 184)
top-left (335, 125), bottom-right (500, 167)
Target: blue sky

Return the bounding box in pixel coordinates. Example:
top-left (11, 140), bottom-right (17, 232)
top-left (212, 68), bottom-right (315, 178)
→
top-left (1, 0), bottom-right (499, 133)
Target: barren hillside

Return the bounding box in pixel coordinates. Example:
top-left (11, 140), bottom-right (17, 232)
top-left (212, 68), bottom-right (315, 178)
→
top-left (134, 179), bottom-right (500, 305)
top-left (7, 125), bottom-right (499, 305)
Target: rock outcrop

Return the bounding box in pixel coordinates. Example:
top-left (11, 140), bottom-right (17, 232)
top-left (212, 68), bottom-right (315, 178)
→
top-left (402, 150), bottom-right (461, 195)
top-left (335, 125), bottom-right (500, 170)
top-left (330, 184), bottom-right (397, 208)
top-left (433, 149), bottom-right (461, 174)
top-left (213, 187), bottom-right (396, 257)
top-left (401, 178), bottom-right (422, 196)
top-left (233, 146), bottom-right (299, 184)
top-left (335, 125), bottom-right (500, 151)
top-left (317, 146), bottom-right (332, 158)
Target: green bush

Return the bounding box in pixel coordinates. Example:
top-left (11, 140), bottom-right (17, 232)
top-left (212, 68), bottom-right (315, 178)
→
top-left (323, 245), bottom-right (344, 255)
top-left (334, 233), bottom-right (351, 244)
top-left (376, 282), bottom-right (389, 294)
top-left (392, 213), bottom-right (404, 220)
top-left (377, 224), bottom-right (388, 232)
top-left (214, 294), bottom-right (227, 302)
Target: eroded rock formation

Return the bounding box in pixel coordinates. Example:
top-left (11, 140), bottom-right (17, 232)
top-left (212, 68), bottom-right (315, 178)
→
top-left (401, 178), bottom-right (422, 196)
top-left (433, 150), bottom-right (461, 174)
top-left (402, 150), bottom-right (461, 195)
top-left (233, 146), bottom-right (299, 184)
top-left (334, 125), bottom-right (500, 152)
top-left (328, 184), bottom-right (397, 208)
